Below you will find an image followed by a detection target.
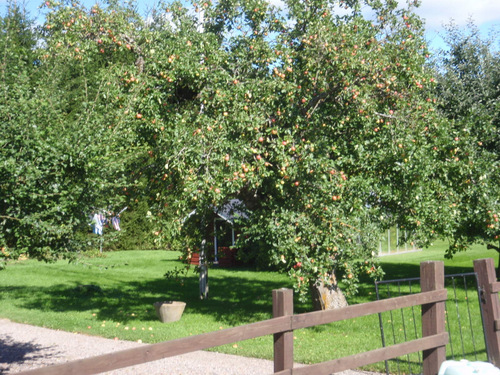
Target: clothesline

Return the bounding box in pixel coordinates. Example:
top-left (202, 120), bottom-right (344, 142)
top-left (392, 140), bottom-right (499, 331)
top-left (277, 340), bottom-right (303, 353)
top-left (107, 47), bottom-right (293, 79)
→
top-left (90, 207), bottom-right (127, 236)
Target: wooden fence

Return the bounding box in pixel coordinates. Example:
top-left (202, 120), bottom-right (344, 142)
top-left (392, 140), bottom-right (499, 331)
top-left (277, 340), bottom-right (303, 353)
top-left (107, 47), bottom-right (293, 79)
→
top-left (18, 261), bottom-right (451, 375)
top-left (474, 258), bottom-right (500, 367)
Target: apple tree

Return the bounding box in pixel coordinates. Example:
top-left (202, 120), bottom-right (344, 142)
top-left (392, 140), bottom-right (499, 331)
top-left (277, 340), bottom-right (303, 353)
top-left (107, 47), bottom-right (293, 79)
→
top-left (139, 0), bottom-right (459, 308)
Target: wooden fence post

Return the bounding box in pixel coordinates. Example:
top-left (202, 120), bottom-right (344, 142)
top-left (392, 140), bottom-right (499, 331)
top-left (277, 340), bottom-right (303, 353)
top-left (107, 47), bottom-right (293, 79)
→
top-left (273, 288), bottom-right (294, 373)
top-left (474, 258), bottom-right (500, 366)
top-left (421, 261), bottom-right (446, 375)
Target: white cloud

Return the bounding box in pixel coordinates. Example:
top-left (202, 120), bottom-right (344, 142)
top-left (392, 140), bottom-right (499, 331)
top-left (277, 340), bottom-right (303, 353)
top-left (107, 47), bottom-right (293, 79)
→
top-left (415, 0), bottom-right (500, 31)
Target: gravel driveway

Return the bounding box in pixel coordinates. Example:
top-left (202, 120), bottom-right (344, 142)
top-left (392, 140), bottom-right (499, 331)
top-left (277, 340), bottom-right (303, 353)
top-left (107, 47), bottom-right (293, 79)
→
top-left (0, 318), bottom-right (376, 375)
top-left (0, 318), bottom-right (277, 374)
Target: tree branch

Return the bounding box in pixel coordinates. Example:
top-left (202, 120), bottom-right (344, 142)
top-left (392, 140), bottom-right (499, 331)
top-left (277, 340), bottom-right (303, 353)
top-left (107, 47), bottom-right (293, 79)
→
top-left (0, 215), bottom-right (20, 221)
top-left (487, 244), bottom-right (500, 253)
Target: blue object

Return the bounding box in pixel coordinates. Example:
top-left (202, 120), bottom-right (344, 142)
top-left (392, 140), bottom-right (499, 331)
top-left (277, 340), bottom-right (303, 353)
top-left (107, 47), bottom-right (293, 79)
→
top-left (439, 360), bottom-right (500, 375)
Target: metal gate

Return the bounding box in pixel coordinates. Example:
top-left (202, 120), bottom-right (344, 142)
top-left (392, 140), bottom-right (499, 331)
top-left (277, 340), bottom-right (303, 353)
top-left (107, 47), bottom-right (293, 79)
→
top-left (375, 272), bottom-right (488, 375)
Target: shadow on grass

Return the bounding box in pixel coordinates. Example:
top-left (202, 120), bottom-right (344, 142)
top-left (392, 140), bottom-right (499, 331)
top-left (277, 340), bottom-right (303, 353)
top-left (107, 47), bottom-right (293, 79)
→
top-left (9, 268), bottom-right (296, 327)
top-left (5, 256), bottom-right (483, 332)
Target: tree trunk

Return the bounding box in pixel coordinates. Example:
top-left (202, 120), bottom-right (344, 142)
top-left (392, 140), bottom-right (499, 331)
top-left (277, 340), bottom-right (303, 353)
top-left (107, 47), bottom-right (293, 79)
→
top-left (310, 273), bottom-right (348, 310)
top-left (199, 238), bottom-right (209, 299)
top-left (487, 243), bottom-right (500, 279)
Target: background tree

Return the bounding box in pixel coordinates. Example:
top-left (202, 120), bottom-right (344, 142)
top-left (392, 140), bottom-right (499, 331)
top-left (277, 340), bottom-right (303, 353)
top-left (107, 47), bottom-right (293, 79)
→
top-left (0, 3), bottom-right (48, 264)
top-left (432, 21), bottom-right (499, 257)
top-left (0, 1), bottom-right (147, 265)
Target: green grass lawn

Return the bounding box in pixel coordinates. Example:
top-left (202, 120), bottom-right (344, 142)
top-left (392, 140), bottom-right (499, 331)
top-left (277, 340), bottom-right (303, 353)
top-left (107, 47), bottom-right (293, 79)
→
top-left (0, 241), bottom-right (495, 370)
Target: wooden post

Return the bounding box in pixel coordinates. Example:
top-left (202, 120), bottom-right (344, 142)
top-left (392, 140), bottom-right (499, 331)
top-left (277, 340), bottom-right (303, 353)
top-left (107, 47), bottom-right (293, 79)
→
top-left (474, 258), bottom-right (500, 366)
top-left (273, 288), bottom-right (294, 373)
top-left (421, 261), bottom-right (446, 375)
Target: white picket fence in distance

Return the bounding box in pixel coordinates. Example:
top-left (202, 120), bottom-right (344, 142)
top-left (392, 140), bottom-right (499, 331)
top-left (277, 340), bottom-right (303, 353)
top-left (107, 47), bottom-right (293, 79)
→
top-left (378, 227), bottom-right (421, 256)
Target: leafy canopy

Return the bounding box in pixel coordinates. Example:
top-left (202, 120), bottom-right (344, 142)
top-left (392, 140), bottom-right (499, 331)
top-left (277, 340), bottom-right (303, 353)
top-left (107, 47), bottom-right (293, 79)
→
top-left (432, 20), bottom-right (500, 255)
top-left (137, 0), bottom-right (460, 298)
top-left (1, 0), bottom-right (497, 301)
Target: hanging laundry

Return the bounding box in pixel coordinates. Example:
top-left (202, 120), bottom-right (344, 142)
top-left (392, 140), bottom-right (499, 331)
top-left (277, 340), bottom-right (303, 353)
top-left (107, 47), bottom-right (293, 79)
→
top-left (99, 213), bottom-right (106, 229)
top-left (90, 207), bottom-right (126, 235)
top-left (111, 207), bottom-right (127, 231)
top-left (111, 216), bottom-right (121, 231)
top-left (92, 213), bottom-right (104, 236)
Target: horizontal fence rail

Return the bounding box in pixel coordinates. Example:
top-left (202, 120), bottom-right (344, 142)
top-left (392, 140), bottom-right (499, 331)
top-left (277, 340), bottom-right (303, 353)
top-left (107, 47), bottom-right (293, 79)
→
top-left (17, 261), bottom-right (449, 375)
top-left (291, 290), bottom-right (447, 331)
top-left (490, 282), bottom-right (500, 294)
top-left (274, 333), bottom-right (449, 375)
top-left (16, 316), bottom-right (291, 375)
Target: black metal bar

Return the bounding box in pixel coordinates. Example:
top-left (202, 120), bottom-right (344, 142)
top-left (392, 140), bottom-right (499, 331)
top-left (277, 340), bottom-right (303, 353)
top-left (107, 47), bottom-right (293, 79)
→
top-left (387, 283), bottom-right (401, 375)
top-left (376, 270), bottom-right (487, 373)
top-left (375, 281), bottom-right (390, 375)
top-left (376, 276), bottom-right (421, 285)
top-left (392, 282), bottom-right (402, 375)
top-left (451, 276), bottom-right (467, 357)
top-left (409, 281), bottom-right (423, 374)
top-left (398, 282), bottom-right (412, 374)
top-left (463, 274), bottom-right (478, 360)
top-left (444, 298), bottom-right (455, 359)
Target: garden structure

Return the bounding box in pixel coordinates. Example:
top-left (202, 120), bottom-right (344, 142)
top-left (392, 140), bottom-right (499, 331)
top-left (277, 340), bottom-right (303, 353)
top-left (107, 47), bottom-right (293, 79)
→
top-left (187, 199), bottom-right (248, 267)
